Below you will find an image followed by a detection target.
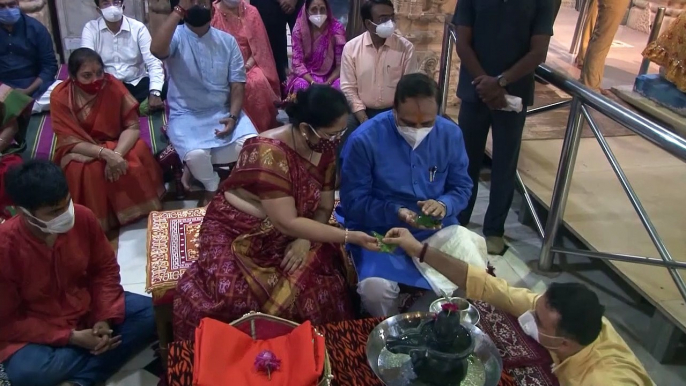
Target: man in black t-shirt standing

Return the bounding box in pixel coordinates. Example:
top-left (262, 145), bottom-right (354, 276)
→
top-left (453, 0), bottom-right (554, 255)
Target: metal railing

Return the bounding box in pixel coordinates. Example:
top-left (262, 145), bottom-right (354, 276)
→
top-left (437, 22), bottom-right (686, 302)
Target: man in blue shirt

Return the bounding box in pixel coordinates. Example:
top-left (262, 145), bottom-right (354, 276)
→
top-left (0, 0), bottom-right (58, 99)
top-left (340, 73), bottom-right (472, 317)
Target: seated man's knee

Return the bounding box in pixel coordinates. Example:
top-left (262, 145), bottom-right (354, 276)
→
top-left (357, 278), bottom-right (400, 317)
top-left (184, 149), bottom-right (219, 191)
top-left (4, 345), bottom-right (85, 386)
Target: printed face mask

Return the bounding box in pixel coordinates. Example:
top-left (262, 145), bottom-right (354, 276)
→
top-left (21, 200), bottom-right (76, 234)
top-left (304, 125), bottom-right (342, 154)
top-left (101, 5), bottom-right (124, 23)
top-left (309, 14), bottom-right (327, 28)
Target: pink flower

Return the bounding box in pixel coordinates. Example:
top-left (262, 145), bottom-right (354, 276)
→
top-left (254, 350), bottom-right (281, 380)
top-left (441, 303), bottom-right (459, 313)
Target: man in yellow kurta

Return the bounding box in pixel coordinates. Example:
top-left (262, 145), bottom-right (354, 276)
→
top-left (383, 228), bottom-right (654, 386)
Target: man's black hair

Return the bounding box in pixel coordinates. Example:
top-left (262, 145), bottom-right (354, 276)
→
top-left (360, 0), bottom-right (394, 23)
top-left (393, 73), bottom-right (440, 108)
top-left (546, 282), bottom-right (605, 346)
top-left (4, 160), bottom-right (70, 212)
top-left (93, 0), bottom-right (125, 7)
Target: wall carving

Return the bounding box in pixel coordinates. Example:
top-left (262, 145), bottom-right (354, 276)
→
top-left (394, 0), bottom-right (461, 108)
top-left (19, 0), bottom-right (51, 29)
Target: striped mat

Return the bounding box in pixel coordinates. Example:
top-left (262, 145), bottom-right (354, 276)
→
top-left (23, 65), bottom-right (170, 161)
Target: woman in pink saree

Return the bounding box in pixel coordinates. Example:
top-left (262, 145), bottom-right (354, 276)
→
top-left (285, 0), bottom-right (346, 94)
top-left (212, 0), bottom-right (280, 133)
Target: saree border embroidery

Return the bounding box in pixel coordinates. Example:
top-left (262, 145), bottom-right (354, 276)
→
top-left (146, 208), bottom-right (207, 301)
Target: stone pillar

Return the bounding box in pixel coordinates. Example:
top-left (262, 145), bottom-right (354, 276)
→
top-left (627, 0), bottom-right (686, 34)
top-left (394, 0), bottom-right (461, 109)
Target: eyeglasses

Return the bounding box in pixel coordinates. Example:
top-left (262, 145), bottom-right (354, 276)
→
top-left (311, 126), bottom-right (347, 141)
top-left (0, 1), bottom-right (19, 9)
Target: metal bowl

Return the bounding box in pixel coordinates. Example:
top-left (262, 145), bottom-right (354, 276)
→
top-left (429, 297), bottom-right (481, 326)
top-left (366, 312), bottom-right (503, 386)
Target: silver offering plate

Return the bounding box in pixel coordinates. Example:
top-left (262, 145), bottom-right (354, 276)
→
top-left (366, 312), bottom-right (502, 386)
top-left (429, 297), bottom-right (481, 326)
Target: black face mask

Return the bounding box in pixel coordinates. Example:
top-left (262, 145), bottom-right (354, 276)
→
top-left (185, 5), bottom-right (211, 27)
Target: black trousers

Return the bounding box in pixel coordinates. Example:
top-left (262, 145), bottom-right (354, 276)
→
top-left (251, 0), bottom-right (303, 86)
top-left (123, 77), bottom-right (168, 103)
top-left (457, 100), bottom-right (527, 237)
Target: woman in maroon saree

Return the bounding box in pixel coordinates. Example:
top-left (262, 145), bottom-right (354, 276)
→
top-left (173, 86), bottom-right (379, 340)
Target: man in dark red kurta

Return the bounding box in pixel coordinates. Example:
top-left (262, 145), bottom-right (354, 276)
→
top-left (0, 160), bottom-right (156, 386)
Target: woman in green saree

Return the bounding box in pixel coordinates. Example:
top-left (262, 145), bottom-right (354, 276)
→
top-left (0, 82), bottom-right (34, 220)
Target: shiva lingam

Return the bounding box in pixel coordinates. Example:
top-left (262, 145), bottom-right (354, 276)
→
top-left (384, 303), bottom-right (476, 385)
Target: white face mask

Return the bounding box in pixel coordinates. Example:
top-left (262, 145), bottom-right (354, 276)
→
top-left (223, 0), bottom-right (241, 8)
top-left (309, 14), bottom-right (327, 28)
top-left (373, 20), bottom-right (395, 39)
top-left (21, 200), bottom-right (76, 234)
top-left (518, 310), bottom-right (564, 349)
top-left (101, 5), bottom-right (124, 23)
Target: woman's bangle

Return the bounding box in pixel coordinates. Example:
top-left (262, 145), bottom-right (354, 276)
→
top-left (419, 243), bottom-right (429, 263)
top-left (344, 228), bottom-right (349, 244)
top-left (97, 147), bottom-right (105, 159)
top-left (114, 151), bottom-right (123, 157)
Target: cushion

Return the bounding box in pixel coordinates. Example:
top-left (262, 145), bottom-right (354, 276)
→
top-left (146, 207), bottom-right (206, 305)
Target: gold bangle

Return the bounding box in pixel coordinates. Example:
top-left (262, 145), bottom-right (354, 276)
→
top-left (114, 151), bottom-right (122, 157)
top-left (98, 147), bottom-right (105, 159)
top-left (344, 228), bottom-right (349, 244)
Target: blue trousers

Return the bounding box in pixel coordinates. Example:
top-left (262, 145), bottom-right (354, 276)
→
top-left (3, 292), bottom-right (156, 386)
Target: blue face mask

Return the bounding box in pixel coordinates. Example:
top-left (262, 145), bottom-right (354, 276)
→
top-left (0, 7), bottom-right (21, 25)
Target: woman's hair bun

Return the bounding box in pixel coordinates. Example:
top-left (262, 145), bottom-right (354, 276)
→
top-left (284, 88), bottom-right (310, 124)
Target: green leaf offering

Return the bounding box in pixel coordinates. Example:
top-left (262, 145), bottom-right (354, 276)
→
top-left (416, 215), bottom-right (442, 228)
top-left (372, 231), bottom-right (396, 253)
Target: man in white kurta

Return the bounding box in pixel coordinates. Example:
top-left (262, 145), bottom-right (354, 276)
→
top-left (151, 0), bottom-right (258, 203)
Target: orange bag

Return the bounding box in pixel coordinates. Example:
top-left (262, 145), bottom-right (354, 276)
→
top-left (193, 317), bottom-right (325, 386)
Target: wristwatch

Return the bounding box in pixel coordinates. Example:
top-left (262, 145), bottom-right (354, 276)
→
top-left (150, 90), bottom-right (161, 97)
top-left (497, 74), bottom-right (508, 87)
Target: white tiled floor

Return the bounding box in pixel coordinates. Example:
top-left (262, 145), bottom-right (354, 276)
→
top-left (107, 200), bottom-right (198, 386)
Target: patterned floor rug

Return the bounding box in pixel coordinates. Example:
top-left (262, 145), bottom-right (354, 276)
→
top-left (166, 306), bottom-right (560, 386)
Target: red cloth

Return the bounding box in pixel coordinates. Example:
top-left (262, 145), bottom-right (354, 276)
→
top-left (0, 204), bottom-right (125, 362)
top-left (193, 318), bottom-right (324, 386)
top-left (211, 1), bottom-right (280, 132)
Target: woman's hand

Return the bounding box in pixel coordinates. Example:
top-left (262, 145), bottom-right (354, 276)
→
top-left (102, 149), bottom-right (127, 182)
top-left (281, 239), bottom-right (311, 274)
top-left (348, 231), bottom-right (381, 252)
top-left (383, 228), bottom-right (423, 257)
